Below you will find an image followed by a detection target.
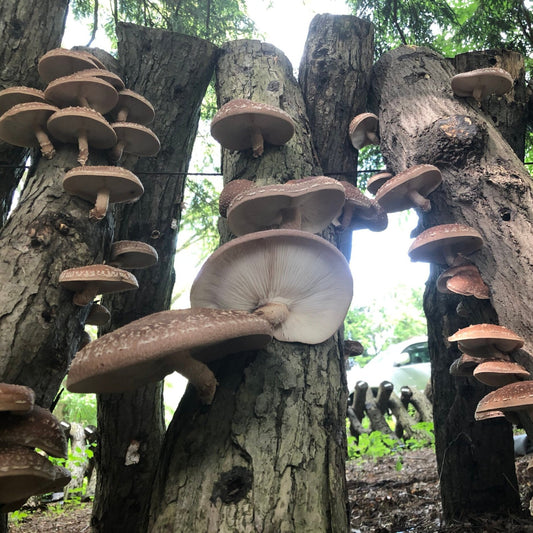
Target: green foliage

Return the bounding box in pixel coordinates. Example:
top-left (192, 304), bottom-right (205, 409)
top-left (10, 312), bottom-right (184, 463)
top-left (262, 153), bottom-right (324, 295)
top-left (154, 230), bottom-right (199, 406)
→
top-left (8, 510), bottom-right (29, 525)
top-left (54, 387), bottom-right (97, 427)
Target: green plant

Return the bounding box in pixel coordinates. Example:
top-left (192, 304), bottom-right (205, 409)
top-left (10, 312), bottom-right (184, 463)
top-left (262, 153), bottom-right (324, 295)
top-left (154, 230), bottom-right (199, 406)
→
top-left (8, 509), bottom-right (29, 525)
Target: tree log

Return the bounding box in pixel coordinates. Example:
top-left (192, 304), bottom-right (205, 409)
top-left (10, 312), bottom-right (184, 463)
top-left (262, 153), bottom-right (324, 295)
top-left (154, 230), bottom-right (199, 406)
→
top-left (353, 380), bottom-right (368, 422)
top-left (388, 392), bottom-right (427, 441)
top-left (409, 387), bottom-right (433, 422)
top-left (148, 39), bottom-right (349, 532)
top-left (371, 44), bottom-right (523, 518)
top-left (347, 406), bottom-right (370, 439)
top-left (364, 386), bottom-right (397, 438)
top-left (91, 24), bottom-right (218, 533)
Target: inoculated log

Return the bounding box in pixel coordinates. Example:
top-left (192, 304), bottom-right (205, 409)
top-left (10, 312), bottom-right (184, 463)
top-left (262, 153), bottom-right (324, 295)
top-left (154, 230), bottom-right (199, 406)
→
top-left (347, 406), bottom-right (371, 439)
top-left (388, 392), bottom-right (428, 441)
top-left (408, 387), bottom-right (433, 422)
top-left (376, 381), bottom-right (394, 414)
top-left (364, 386), bottom-right (397, 438)
top-left (353, 380), bottom-right (368, 422)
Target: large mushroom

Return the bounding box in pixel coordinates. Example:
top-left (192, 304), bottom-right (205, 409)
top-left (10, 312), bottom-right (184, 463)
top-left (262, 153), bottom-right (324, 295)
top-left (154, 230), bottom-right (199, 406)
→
top-left (472, 360), bottom-right (530, 388)
top-left (59, 264), bottom-right (138, 306)
top-left (47, 106), bottom-right (117, 166)
top-left (38, 48), bottom-right (99, 84)
top-left (109, 122), bottom-right (160, 162)
top-left (451, 67), bottom-right (513, 103)
top-left (109, 240), bottom-right (158, 269)
top-left (348, 113), bottom-right (379, 150)
top-left (225, 176), bottom-right (345, 235)
top-left (408, 223), bottom-right (483, 266)
top-left (476, 381), bottom-right (533, 421)
top-left (211, 98), bottom-right (295, 158)
top-left (0, 384), bottom-right (35, 414)
top-left (0, 102), bottom-right (59, 158)
top-left (190, 229), bottom-right (353, 344)
top-left (66, 308), bottom-right (274, 404)
top-left (62, 165), bottom-right (144, 221)
top-left (375, 164), bottom-right (442, 213)
top-left (112, 89), bottom-right (155, 124)
top-left (0, 87), bottom-right (47, 116)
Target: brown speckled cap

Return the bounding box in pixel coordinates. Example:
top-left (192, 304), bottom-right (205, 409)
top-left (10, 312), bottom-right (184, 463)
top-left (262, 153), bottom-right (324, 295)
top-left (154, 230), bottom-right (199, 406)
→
top-left (366, 172), bottom-right (393, 195)
top-left (348, 113), bottom-right (379, 150)
top-left (476, 381), bottom-right (533, 418)
top-left (0, 87), bottom-right (47, 116)
top-left (38, 48), bottom-right (98, 84)
top-left (110, 122), bottom-right (160, 162)
top-left (448, 323), bottom-right (524, 356)
top-left (451, 67), bottom-right (513, 102)
top-left (219, 180), bottom-right (254, 217)
top-left (109, 240), bottom-right (158, 270)
top-left (473, 360), bottom-right (529, 388)
top-left (436, 263), bottom-right (490, 299)
top-left (339, 181), bottom-right (388, 232)
top-left (113, 89), bottom-right (155, 124)
top-left (0, 384), bottom-right (35, 414)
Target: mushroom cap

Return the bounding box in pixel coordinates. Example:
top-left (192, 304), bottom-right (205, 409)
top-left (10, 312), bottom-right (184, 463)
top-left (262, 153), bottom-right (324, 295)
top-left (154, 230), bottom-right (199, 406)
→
top-left (86, 302), bottom-right (111, 326)
top-left (366, 172), bottom-right (393, 195)
top-left (0, 405), bottom-right (68, 458)
top-left (473, 360), bottom-right (530, 388)
top-left (111, 122), bottom-right (161, 157)
top-left (44, 74), bottom-right (119, 114)
top-left (113, 89), bottom-right (155, 125)
top-left (59, 264), bottom-right (139, 299)
top-left (0, 384), bottom-right (35, 414)
top-left (66, 308), bottom-right (273, 393)
top-left (210, 98), bottom-right (295, 152)
top-left (0, 102), bottom-right (59, 148)
top-left (375, 164), bottom-right (442, 213)
top-left (339, 181), bottom-right (388, 232)
top-left (190, 229), bottom-right (353, 344)
top-left (0, 445), bottom-right (63, 504)
top-left (227, 176), bottom-right (345, 236)
top-left (0, 87), bottom-right (47, 116)
top-left (348, 112), bottom-right (379, 150)
top-left (448, 323), bottom-right (525, 355)
top-left (219, 180), bottom-right (254, 217)
top-left (109, 240), bottom-right (158, 269)
top-left (408, 223), bottom-right (483, 265)
top-left (451, 67), bottom-right (513, 99)
top-left (47, 106), bottom-right (117, 149)
top-left (74, 50), bottom-right (107, 69)
top-left (63, 165), bottom-right (144, 205)
top-left (38, 48), bottom-right (99, 84)
top-left (75, 68), bottom-right (125, 90)
top-left (476, 381), bottom-right (533, 416)
top-left (436, 264), bottom-right (490, 299)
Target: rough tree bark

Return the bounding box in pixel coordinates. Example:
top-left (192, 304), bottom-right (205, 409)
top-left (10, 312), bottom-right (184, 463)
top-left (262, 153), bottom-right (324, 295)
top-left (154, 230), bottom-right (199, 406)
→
top-left (371, 45), bottom-right (528, 518)
top-left (148, 40), bottom-right (349, 532)
top-left (299, 14), bottom-right (374, 261)
top-left (90, 24), bottom-right (218, 533)
top-left (0, 0), bottom-right (69, 225)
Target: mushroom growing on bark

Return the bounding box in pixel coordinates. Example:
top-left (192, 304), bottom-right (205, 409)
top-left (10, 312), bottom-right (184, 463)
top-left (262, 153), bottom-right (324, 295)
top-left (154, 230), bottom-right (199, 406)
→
top-left (366, 172), bottom-right (393, 195)
top-left (348, 112), bottom-right (379, 150)
top-left (109, 122), bottom-right (160, 162)
top-left (0, 384), bottom-right (35, 414)
top-left (59, 264), bottom-right (138, 306)
top-left (86, 302), bottom-right (111, 326)
top-left (190, 229), bottom-right (353, 344)
top-left (66, 308), bottom-right (274, 404)
top-left (112, 89), bottom-right (155, 124)
top-left (451, 67), bottom-right (513, 103)
top-left (219, 179), bottom-right (254, 217)
top-left (375, 164), bottom-right (442, 213)
top-left (473, 360), bottom-right (530, 388)
top-left (436, 263), bottom-right (490, 299)
top-left (225, 176), bottom-right (345, 235)
top-left (0, 102), bottom-right (58, 158)
top-left (211, 98), bottom-right (295, 158)
top-left (475, 381), bottom-right (533, 422)
top-left (47, 106), bottom-right (117, 165)
top-left (338, 181), bottom-right (388, 232)
top-left (76, 68), bottom-right (125, 90)
top-left (63, 165), bottom-right (144, 221)
top-left (109, 240), bottom-right (158, 269)
top-left (0, 87), bottom-right (47, 116)
top-left (408, 223), bottom-right (483, 266)
top-left (38, 48), bottom-right (99, 84)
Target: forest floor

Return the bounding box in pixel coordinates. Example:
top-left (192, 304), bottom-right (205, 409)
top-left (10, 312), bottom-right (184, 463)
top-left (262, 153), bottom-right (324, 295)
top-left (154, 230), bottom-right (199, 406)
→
top-left (8, 448), bottom-right (533, 532)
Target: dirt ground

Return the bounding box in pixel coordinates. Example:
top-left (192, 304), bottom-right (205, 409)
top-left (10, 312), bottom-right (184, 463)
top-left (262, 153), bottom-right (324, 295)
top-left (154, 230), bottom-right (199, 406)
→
top-left (9, 448), bottom-right (533, 532)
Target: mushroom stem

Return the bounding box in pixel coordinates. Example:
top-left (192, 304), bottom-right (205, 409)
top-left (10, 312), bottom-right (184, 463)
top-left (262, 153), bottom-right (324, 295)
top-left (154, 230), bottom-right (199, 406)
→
top-left (73, 283), bottom-right (100, 306)
top-left (407, 189), bottom-right (431, 212)
top-left (169, 352), bottom-right (218, 405)
top-left (79, 96), bottom-right (90, 108)
top-left (89, 188), bottom-right (110, 221)
top-left (279, 206), bottom-right (302, 230)
top-left (250, 125), bottom-right (264, 158)
top-left (110, 140), bottom-right (125, 163)
top-left (443, 245), bottom-right (457, 267)
top-left (367, 132), bottom-right (379, 145)
top-left (253, 302), bottom-right (290, 328)
top-left (78, 129), bottom-right (89, 166)
top-left (340, 203), bottom-right (355, 230)
top-left (34, 127), bottom-right (55, 159)
top-left (117, 108), bottom-right (129, 122)
top-left (472, 86), bottom-right (483, 103)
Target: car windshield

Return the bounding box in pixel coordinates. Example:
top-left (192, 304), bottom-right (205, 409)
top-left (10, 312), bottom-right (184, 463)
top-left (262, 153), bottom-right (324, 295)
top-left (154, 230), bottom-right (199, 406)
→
top-left (397, 341), bottom-right (430, 366)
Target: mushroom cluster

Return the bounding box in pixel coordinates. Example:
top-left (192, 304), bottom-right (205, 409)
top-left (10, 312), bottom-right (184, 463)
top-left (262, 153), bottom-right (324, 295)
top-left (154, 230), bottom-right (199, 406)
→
top-left (0, 384), bottom-right (70, 511)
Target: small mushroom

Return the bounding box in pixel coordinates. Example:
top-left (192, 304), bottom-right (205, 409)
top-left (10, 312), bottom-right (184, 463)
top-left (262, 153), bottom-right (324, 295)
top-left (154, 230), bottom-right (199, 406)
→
top-left (66, 308), bottom-right (274, 404)
top-left (0, 384), bottom-right (35, 414)
top-left (59, 264), bottom-right (138, 306)
top-left (190, 229), bottom-right (353, 344)
top-left (451, 67), bottom-right (513, 103)
top-left (473, 360), bottom-right (530, 388)
top-left (366, 172), bottom-right (393, 195)
top-left (338, 181), bottom-right (388, 232)
top-left (63, 165), bottom-right (144, 221)
top-left (0, 87), bottom-right (47, 116)
top-left (226, 176), bottom-right (345, 235)
top-left (348, 113), bottom-right (379, 150)
top-left (44, 74), bottom-right (119, 114)
top-left (47, 106), bottom-right (117, 165)
top-left (0, 102), bottom-right (59, 158)
top-left (112, 89), bottom-right (155, 124)
top-left (219, 179), bottom-right (254, 217)
top-left (109, 240), bottom-right (158, 269)
top-left (211, 98), bottom-right (295, 158)
top-left (38, 48), bottom-right (99, 84)
top-left (86, 302), bottom-right (111, 326)
top-left (449, 352), bottom-right (512, 377)
top-left (436, 263), bottom-right (490, 299)
top-left (109, 122), bottom-right (160, 162)
top-left (375, 164), bottom-right (442, 213)
top-left (408, 223), bottom-right (483, 266)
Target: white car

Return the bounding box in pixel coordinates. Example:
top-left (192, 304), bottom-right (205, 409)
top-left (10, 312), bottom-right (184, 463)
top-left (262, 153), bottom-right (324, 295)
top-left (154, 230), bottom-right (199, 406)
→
top-left (346, 336), bottom-right (430, 394)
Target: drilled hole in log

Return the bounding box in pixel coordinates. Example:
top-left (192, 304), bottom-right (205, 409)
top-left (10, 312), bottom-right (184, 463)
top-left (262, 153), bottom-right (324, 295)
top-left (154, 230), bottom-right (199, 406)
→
top-left (210, 466), bottom-right (253, 504)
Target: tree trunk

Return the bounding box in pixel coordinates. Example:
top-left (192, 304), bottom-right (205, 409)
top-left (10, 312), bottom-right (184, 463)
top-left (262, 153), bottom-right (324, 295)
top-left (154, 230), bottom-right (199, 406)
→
top-left (91, 24), bottom-right (218, 533)
top-left (299, 14), bottom-right (374, 260)
top-left (0, 0), bottom-right (69, 225)
top-left (451, 49), bottom-right (527, 160)
top-left (371, 45), bottom-right (525, 518)
top-left (148, 40), bottom-right (349, 533)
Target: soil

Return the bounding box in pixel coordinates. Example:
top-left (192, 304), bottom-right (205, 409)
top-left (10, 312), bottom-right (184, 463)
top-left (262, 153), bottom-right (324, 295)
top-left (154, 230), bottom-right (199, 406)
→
top-left (8, 448), bottom-right (533, 532)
